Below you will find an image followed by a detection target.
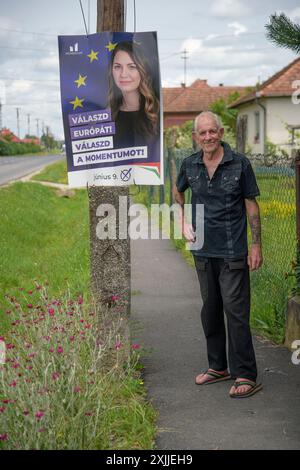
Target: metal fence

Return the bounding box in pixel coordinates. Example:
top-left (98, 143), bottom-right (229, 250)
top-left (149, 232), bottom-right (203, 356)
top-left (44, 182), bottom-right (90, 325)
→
top-left (139, 147), bottom-right (297, 341)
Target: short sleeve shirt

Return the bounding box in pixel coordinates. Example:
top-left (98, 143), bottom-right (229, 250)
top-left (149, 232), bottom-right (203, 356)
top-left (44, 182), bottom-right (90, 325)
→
top-left (176, 141), bottom-right (260, 258)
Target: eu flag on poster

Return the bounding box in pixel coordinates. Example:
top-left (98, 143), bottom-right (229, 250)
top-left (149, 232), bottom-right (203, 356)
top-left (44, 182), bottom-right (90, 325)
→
top-left (58, 32), bottom-right (163, 187)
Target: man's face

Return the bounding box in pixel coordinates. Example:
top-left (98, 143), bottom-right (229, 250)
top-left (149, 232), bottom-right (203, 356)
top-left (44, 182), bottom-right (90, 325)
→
top-left (193, 117), bottom-right (224, 154)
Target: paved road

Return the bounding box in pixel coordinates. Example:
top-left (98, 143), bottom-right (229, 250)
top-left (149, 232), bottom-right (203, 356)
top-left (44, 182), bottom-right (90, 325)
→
top-left (131, 237), bottom-right (300, 450)
top-left (0, 154), bottom-right (65, 186)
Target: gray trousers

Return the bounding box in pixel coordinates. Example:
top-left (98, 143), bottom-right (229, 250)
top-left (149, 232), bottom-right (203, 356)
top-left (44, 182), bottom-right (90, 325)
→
top-left (194, 256), bottom-right (257, 381)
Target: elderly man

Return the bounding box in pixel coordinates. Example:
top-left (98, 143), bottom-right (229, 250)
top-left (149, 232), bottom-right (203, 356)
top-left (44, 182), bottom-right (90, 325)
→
top-left (174, 111), bottom-right (263, 398)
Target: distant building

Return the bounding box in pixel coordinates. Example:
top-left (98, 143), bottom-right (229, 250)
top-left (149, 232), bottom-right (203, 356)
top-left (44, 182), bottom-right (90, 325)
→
top-left (229, 57), bottom-right (300, 155)
top-left (163, 80), bottom-right (248, 128)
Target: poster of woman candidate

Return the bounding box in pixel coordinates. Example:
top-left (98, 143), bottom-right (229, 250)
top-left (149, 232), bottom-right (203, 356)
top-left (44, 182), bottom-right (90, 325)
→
top-left (58, 31), bottom-right (162, 187)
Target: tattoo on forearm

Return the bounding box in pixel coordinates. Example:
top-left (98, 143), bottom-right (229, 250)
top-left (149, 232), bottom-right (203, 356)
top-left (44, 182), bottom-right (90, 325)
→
top-left (249, 214), bottom-right (261, 244)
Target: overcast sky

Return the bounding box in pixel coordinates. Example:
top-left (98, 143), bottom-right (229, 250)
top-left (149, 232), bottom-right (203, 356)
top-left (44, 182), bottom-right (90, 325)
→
top-left (0, 0), bottom-right (299, 140)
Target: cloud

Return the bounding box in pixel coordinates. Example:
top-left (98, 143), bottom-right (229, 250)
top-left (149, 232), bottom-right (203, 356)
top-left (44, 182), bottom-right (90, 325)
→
top-left (227, 22), bottom-right (248, 36)
top-left (290, 8), bottom-right (300, 21)
top-left (210, 0), bottom-right (252, 17)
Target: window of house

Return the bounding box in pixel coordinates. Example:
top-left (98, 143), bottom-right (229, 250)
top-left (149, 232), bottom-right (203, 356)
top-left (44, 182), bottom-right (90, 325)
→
top-left (254, 111), bottom-right (260, 143)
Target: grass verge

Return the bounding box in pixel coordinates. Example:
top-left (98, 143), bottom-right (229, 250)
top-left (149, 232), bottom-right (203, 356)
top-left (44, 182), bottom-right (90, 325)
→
top-left (0, 173), bottom-right (157, 449)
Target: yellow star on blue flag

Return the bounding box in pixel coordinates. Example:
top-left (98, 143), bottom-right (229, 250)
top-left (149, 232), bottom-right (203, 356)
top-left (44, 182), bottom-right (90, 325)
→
top-left (75, 74), bottom-right (87, 88)
top-left (87, 49), bottom-right (99, 62)
top-left (105, 41), bottom-right (118, 52)
top-left (70, 96), bottom-right (85, 110)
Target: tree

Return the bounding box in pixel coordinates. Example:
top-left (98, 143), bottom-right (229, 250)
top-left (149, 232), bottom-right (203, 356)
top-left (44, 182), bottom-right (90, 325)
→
top-left (265, 13), bottom-right (300, 54)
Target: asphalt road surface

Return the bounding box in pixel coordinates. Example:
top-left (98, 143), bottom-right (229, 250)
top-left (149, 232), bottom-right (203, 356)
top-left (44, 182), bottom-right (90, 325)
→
top-left (0, 154), bottom-right (65, 186)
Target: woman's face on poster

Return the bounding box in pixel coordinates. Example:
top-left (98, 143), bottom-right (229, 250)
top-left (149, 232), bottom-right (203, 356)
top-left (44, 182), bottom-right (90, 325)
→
top-left (112, 50), bottom-right (141, 94)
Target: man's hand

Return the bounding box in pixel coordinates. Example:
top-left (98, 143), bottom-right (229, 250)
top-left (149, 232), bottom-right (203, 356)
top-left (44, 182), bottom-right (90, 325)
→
top-left (247, 244), bottom-right (263, 271)
top-left (183, 222), bottom-right (196, 242)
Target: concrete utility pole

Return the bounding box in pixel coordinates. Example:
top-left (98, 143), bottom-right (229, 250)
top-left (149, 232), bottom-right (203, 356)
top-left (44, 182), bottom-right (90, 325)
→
top-left (181, 49), bottom-right (188, 87)
top-left (89, 0), bottom-right (130, 315)
top-left (27, 113), bottom-right (30, 136)
top-left (36, 118), bottom-right (40, 138)
top-left (16, 107), bottom-right (20, 138)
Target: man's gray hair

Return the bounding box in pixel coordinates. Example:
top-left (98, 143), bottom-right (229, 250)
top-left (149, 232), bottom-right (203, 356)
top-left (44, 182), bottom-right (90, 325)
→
top-left (194, 111), bottom-right (223, 132)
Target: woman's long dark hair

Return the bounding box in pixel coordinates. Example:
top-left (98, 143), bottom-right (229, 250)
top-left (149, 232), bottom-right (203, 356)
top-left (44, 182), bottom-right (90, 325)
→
top-left (108, 41), bottom-right (160, 137)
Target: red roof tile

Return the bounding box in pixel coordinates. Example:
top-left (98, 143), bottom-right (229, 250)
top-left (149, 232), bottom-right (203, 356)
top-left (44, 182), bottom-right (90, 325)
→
top-left (163, 79), bottom-right (247, 113)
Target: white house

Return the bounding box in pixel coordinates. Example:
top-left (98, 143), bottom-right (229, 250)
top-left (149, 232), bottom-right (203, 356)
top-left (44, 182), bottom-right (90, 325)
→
top-left (230, 57), bottom-right (300, 156)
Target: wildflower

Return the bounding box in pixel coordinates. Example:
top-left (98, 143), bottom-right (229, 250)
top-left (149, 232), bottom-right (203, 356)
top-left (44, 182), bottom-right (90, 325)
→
top-left (131, 343), bottom-right (141, 350)
top-left (115, 341), bottom-right (122, 350)
top-left (11, 363), bottom-right (20, 369)
top-left (57, 346), bottom-right (64, 354)
top-left (28, 290), bottom-right (33, 295)
top-left (23, 410), bottom-right (29, 416)
top-left (69, 336), bottom-right (75, 342)
top-left (0, 434), bottom-right (8, 441)
top-left (9, 380), bottom-right (17, 388)
top-left (2, 400), bottom-right (10, 404)
top-left (52, 372), bottom-right (60, 381)
top-left (111, 295), bottom-right (119, 302)
top-left (85, 411), bottom-right (92, 416)
top-left (6, 310), bottom-right (11, 315)
top-left (74, 386), bottom-right (81, 393)
top-left (77, 296), bottom-right (84, 305)
top-left (43, 336), bottom-right (51, 341)
top-left (28, 353), bottom-right (36, 359)
top-left (0, 407), bottom-right (5, 413)
top-left (27, 366), bottom-right (33, 371)
top-left (48, 308), bottom-right (55, 316)
top-left (6, 343), bottom-right (15, 350)
top-left (84, 323), bottom-right (92, 329)
top-left (38, 428), bottom-right (46, 433)
top-left (49, 348), bottom-right (54, 353)
top-left (27, 304), bottom-right (33, 309)
top-left (35, 411), bottom-right (44, 420)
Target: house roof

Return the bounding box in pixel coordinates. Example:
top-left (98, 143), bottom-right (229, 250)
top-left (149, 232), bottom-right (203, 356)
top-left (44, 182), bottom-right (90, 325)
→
top-left (229, 57), bottom-right (300, 108)
top-left (163, 79), bottom-right (247, 113)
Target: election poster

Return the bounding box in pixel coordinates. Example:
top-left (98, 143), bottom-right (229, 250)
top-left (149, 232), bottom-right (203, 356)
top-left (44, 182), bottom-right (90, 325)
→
top-left (58, 31), bottom-right (163, 187)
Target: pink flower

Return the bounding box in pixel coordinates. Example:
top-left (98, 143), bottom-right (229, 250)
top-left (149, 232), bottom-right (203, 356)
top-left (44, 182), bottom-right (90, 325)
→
top-left (2, 400), bottom-right (10, 404)
top-left (6, 343), bottom-right (15, 350)
top-left (131, 343), bottom-right (141, 350)
top-left (28, 290), bottom-right (33, 295)
top-left (27, 366), bottom-right (33, 371)
top-left (6, 310), bottom-right (11, 315)
top-left (0, 433), bottom-right (8, 441)
top-left (84, 324), bottom-right (91, 329)
top-left (57, 346), bottom-right (64, 354)
top-left (49, 348), bottom-right (54, 353)
top-left (35, 411), bottom-right (44, 420)
top-left (69, 336), bottom-right (75, 342)
top-left (48, 308), bottom-right (55, 316)
top-left (0, 407), bottom-right (5, 413)
top-left (38, 428), bottom-right (45, 433)
top-left (74, 386), bottom-right (81, 393)
top-left (77, 296), bottom-right (84, 305)
top-left (52, 372), bottom-right (60, 381)
top-left (28, 353), bottom-right (36, 359)
top-left (9, 380), bottom-right (17, 388)
top-left (115, 341), bottom-right (122, 350)
top-left (85, 411), bottom-right (92, 417)
top-left (27, 304), bottom-right (33, 309)
top-left (23, 410), bottom-right (29, 416)
top-left (11, 363), bottom-right (20, 369)
top-left (43, 336), bottom-right (51, 342)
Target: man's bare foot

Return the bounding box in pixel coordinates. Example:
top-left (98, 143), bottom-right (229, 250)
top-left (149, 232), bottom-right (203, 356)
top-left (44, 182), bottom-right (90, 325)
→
top-left (195, 368), bottom-right (229, 385)
top-left (229, 378), bottom-right (255, 396)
